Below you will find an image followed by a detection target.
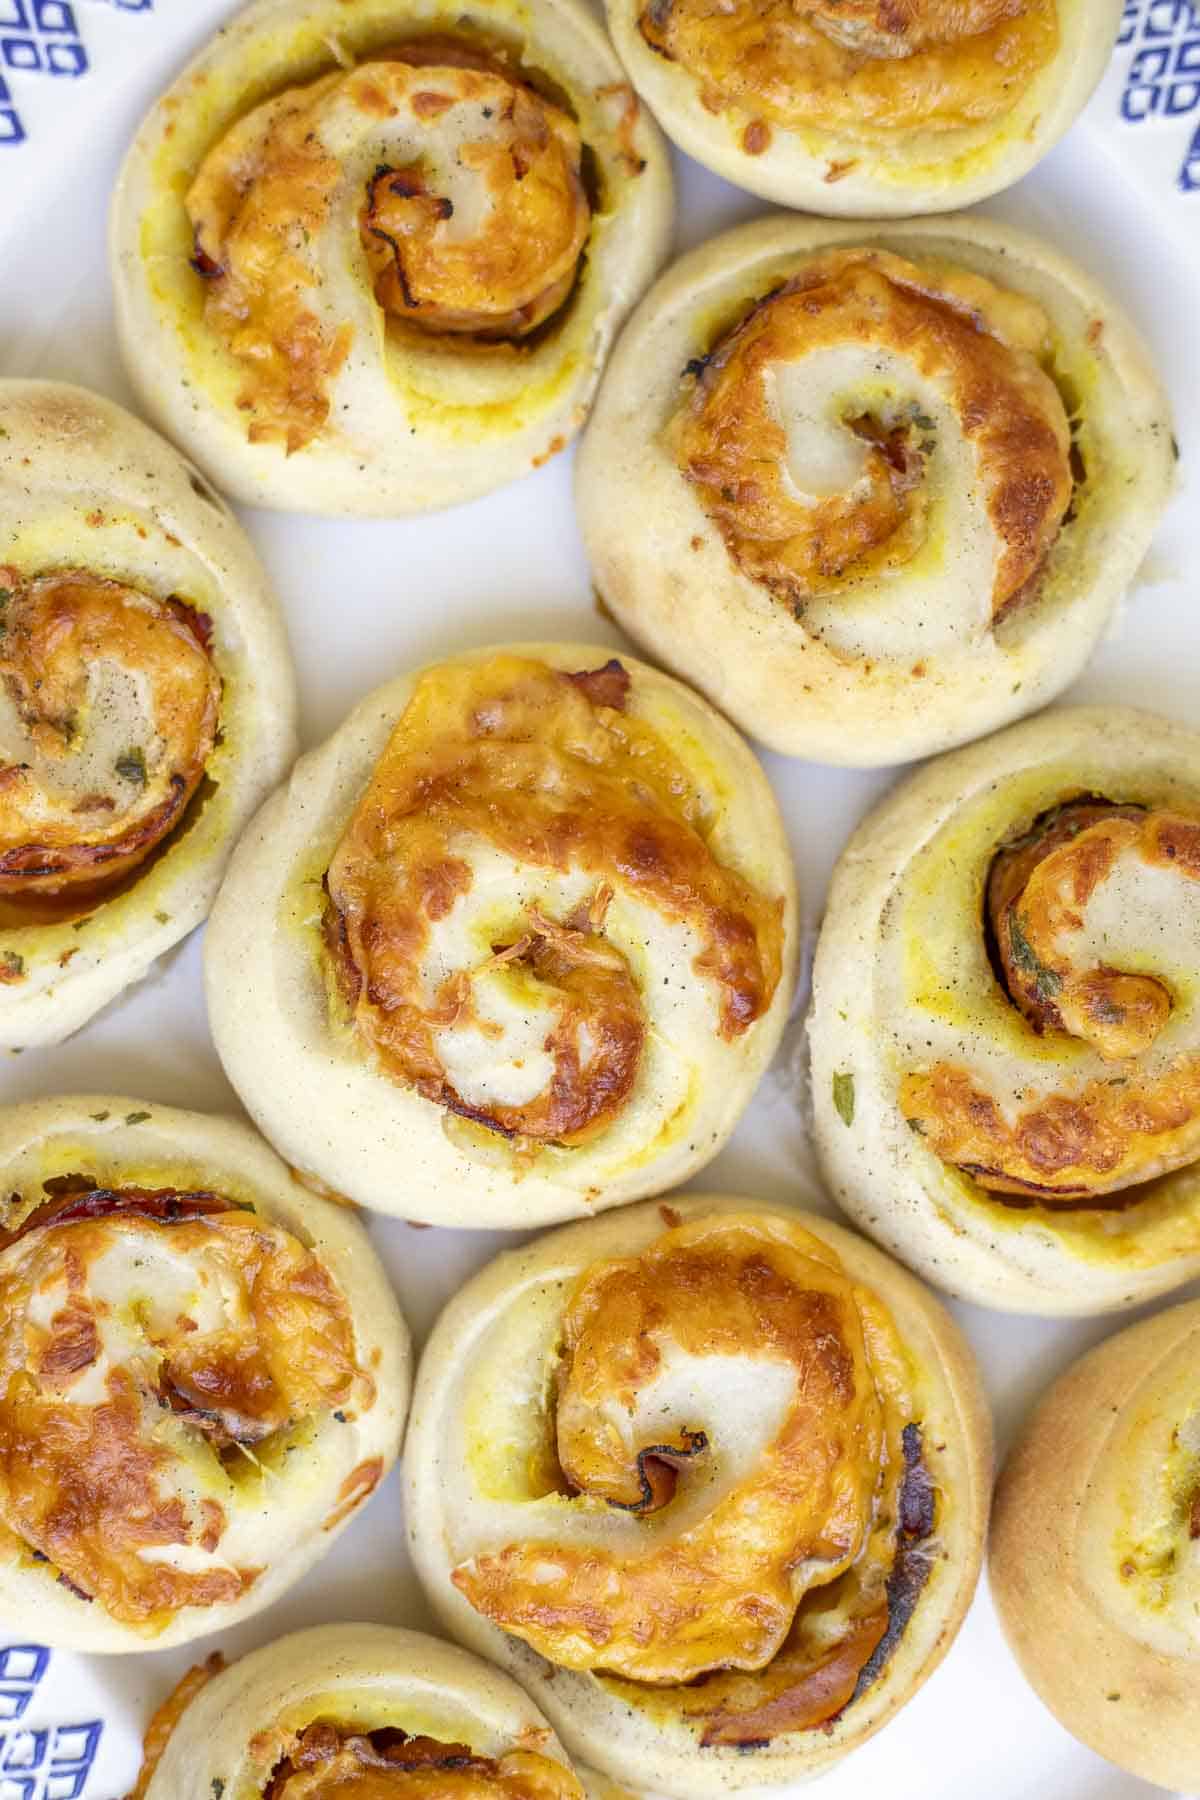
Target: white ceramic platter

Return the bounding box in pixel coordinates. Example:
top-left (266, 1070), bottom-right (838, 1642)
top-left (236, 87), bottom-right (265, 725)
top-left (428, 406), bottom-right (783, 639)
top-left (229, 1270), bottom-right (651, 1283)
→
top-left (0, 2), bottom-right (1198, 1796)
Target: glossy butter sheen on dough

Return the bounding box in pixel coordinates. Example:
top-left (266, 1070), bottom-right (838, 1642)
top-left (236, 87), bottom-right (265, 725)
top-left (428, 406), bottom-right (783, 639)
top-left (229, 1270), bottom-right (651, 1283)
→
top-left (577, 214), bottom-right (1173, 767)
top-left (0, 381), bottom-right (296, 1047)
top-left (0, 1097), bottom-right (410, 1652)
top-left (110, 0), bottom-right (673, 515)
top-left (204, 643), bottom-right (797, 1229)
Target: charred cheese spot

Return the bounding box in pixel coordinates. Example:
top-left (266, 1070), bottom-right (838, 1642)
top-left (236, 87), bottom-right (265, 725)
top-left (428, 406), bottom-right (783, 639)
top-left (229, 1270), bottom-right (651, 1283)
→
top-left (0, 568), bottom-right (218, 904)
top-left (452, 1215), bottom-right (934, 1740)
top-left (640, 0), bottom-right (1058, 142)
top-left (671, 250), bottom-right (1071, 619)
top-left (262, 1723), bottom-right (586, 1798)
top-left (323, 655), bottom-right (783, 1153)
top-left (185, 46), bottom-right (591, 456)
top-left (903, 801), bottom-right (1200, 1199)
top-left (0, 1183), bottom-right (363, 1626)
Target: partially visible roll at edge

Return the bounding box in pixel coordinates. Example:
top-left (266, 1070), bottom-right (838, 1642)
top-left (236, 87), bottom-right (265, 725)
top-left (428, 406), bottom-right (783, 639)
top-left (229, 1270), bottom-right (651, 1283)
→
top-left (137, 1622), bottom-right (588, 1797)
top-left (990, 1302), bottom-right (1200, 1793)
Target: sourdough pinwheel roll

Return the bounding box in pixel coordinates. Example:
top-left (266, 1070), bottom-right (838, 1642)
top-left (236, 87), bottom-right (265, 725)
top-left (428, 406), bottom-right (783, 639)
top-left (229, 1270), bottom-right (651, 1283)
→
top-left (0, 380), bottom-right (296, 1049)
top-left (811, 706), bottom-right (1200, 1315)
top-left (130, 1623), bottom-right (587, 1799)
top-left (111, 0), bottom-right (672, 517)
top-left (577, 215), bottom-right (1174, 767)
top-left (992, 1301), bottom-right (1200, 1791)
top-left (406, 1193), bottom-right (990, 1796)
top-left (205, 644), bottom-right (796, 1228)
top-left (609, 0), bottom-right (1120, 214)
top-left (0, 1097), bottom-right (409, 1651)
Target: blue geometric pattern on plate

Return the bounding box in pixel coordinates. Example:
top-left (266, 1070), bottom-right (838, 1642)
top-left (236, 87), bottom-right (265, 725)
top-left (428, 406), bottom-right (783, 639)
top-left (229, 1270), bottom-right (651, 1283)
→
top-left (1119, 0), bottom-right (1200, 188)
top-left (0, 1648), bottom-right (103, 1800)
top-left (0, 0), bottom-right (152, 146)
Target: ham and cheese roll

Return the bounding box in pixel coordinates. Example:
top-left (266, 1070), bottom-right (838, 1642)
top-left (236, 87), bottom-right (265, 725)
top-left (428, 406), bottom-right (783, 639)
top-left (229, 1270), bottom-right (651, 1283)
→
top-left (405, 1193), bottom-right (990, 1795)
top-left (0, 381), bottom-right (295, 1048)
top-left (811, 706), bottom-right (1200, 1314)
top-left (205, 645), bottom-right (796, 1228)
top-left (991, 1301), bottom-right (1200, 1791)
top-left (608, 0), bottom-right (1120, 213)
top-left (577, 214), bottom-right (1173, 766)
top-left (0, 1097), bottom-right (409, 1651)
top-left (129, 1624), bottom-right (587, 1799)
top-left (111, 0), bottom-right (672, 516)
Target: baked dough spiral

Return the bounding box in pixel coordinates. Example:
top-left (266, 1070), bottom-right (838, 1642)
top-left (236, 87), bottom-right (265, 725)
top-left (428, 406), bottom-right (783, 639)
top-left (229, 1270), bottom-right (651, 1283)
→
top-left (991, 1301), bottom-right (1200, 1791)
top-left (810, 705), bottom-right (1200, 1315)
top-left (0, 380), bottom-right (296, 1048)
top-left (405, 1193), bottom-right (990, 1794)
top-left (0, 1096), bottom-right (409, 1651)
top-left (205, 644), bottom-right (797, 1228)
top-left (129, 1623), bottom-right (587, 1799)
top-left (607, 0), bottom-right (1120, 213)
top-left (577, 215), bottom-right (1174, 767)
top-left (111, 0), bottom-right (672, 516)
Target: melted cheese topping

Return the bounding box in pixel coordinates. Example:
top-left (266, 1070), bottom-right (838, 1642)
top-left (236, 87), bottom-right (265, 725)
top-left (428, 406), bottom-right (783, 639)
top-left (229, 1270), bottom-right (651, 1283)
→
top-left (639, 0), bottom-right (1058, 141)
top-left (0, 1186), bottom-right (366, 1627)
top-left (0, 568), bottom-right (219, 904)
top-left (452, 1214), bottom-right (930, 1745)
top-left (186, 47), bottom-right (591, 455)
top-left (903, 803), bottom-right (1200, 1198)
top-left (323, 655), bottom-right (784, 1154)
top-left (671, 250), bottom-right (1070, 622)
top-left (265, 1725), bottom-right (585, 1798)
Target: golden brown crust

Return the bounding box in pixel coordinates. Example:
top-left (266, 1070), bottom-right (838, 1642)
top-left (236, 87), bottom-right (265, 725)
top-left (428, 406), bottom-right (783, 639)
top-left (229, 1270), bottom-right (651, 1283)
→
top-left (991, 1301), bottom-right (1200, 1790)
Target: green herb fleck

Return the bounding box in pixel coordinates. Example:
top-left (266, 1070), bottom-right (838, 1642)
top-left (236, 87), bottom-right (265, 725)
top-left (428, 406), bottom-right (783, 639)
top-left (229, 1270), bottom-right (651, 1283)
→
top-left (905, 1116), bottom-right (926, 1135)
top-left (2, 950), bottom-right (24, 980)
top-left (0, 588), bottom-right (11, 606)
top-left (1007, 913), bottom-right (1062, 1002)
top-left (115, 747), bottom-right (147, 785)
top-left (125, 1110), bottom-right (151, 1125)
top-left (911, 410), bottom-right (935, 432)
top-left (212, 1782), bottom-right (227, 1800)
top-left (833, 1071), bottom-right (855, 1127)
top-left (90, 1111), bottom-right (110, 1122)
top-left (154, 910), bottom-right (170, 925)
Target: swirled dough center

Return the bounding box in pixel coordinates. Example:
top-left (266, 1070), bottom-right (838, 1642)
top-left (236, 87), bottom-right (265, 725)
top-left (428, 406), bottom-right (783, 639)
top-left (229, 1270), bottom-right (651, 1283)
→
top-left (323, 656), bottom-right (784, 1151)
top-left (265, 1724), bottom-right (585, 1798)
top-left (672, 250), bottom-right (1071, 628)
top-left (0, 568), bottom-right (218, 903)
top-left (186, 47), bottom-right (591, 453)
top-left (452, 1214), bottom-right (934, 1744)
top-left (639, 0), bottom-right (1058, 140)
top-left (902, 803), bottom-right (1200, 1198)
top-left (0, 1183), bottom-right (363, 1624)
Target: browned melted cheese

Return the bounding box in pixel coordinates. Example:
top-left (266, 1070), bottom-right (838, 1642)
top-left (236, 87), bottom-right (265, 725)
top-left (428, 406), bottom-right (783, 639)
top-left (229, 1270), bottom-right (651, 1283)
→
top-left (0, 1184), bottom-right (361, 1625)
top-left (264, 1725), bottom-right (586, 1799)
top-left (323, 655), bottom-right (784, 1149)
top-left (186, 45), bottom-right (591, 454)
top-left (671, 250), bottom-right (1071, 616)
top-left (639, 0), bottom-right (1058, 141)
top-left (453, 1215), bottom-right (934, 1743)
top-left (0, 568), bottom-right (218, 902)
top-left (903, 803), bottom-right (1200, 1198)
